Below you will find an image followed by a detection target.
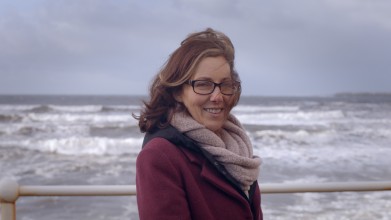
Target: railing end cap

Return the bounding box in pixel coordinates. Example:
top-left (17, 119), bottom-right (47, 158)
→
top-left (0, 179), bottom-right (20, 202)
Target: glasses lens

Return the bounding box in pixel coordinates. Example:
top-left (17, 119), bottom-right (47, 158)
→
top-left (193, 81), bottom-right (214, 94)
top-left (191, 80), bottom-right (240, 95)
top-left (220, 81), bottom-right (238, 95)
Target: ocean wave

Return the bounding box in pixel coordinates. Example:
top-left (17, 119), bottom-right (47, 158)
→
top-left (44, 105), bottom-right (139, 113)
top-left (27, 105), bottom-right (54, 113)
top-left (50, 105), bottom-right (103, 113)
top-left (0, 114), bottom-right (23, 122)
top-left (0, 104), bottom-right (140, 114)
top-left (343, 123), bottom-right (391, 139)
top-left (233, 105), bottom-right (300, 113)
top-left (24, 113), bottom-right (137, 124)
top-left (0, 121), bottom-right (141, 138)
top-left (254, 140), bottom-right (391, 173)
top-left (2, 137), bottom-right (143, 156)
top-left (0, 104), bottom-right (39, 112)
top-left (0, 123), bottom-right (90, 137)
top-left (17, 126), bottom-right (47, 136)
top-left (236, 110), bottom-right (345, 126)
top-left (90, 125), bottom-right (140, 138)
top-left (252, 128), bottom-right (335, 147)
top-left (251, 122), bottom-right (391, 149)
top-left (101, 105), bottom-right (140, 112)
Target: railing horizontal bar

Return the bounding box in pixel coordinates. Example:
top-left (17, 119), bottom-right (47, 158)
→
top-left (261, 181), bottom-right (391, 194)
top-left (13, 181), bottom-right (391, 197)
top-left (2, 181), bottom-right (391, 220)
top-left (19, 185), bottom-right (137, 196)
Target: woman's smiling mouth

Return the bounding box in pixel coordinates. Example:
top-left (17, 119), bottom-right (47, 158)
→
top-left (204, 108), bottom-right (223, 114)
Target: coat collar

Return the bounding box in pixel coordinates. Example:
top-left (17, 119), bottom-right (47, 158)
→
top-left (143, 125), bottom-right (251, 202)
top-left (180, 144), bottom-right (249, 202)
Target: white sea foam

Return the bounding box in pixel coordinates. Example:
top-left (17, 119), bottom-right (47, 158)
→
top-left (50, 105), bottom-right (103, 112)
top-left (263, 191), bottom-right (391, 220)
top-left (24, 113), bottom-right (137, 124)
top-left (0, 122), bottom-right (92, 136)
top-left (252, 128), bottom-right (336, 146)
top-left (233, 105), bottom-right (300, 113)
top-left (255, 138), bottom-right (391, 173)
top-left (2, 137), bottom-right (143, 155)
top-left (0, 104), bottom-right (140, 113)
top-left (0, 104), bottom-right (39, 112)
top-left (51, 105), bottom-right (140, 112)
top-left (236, 110), bottom-right (345, 126)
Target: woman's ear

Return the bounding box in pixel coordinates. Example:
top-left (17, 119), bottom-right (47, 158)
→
top-left (173, 91), bottom-right (183, 103)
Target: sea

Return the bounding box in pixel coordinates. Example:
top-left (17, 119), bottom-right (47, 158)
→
top-left (1, 94), bottom-right (391, 220)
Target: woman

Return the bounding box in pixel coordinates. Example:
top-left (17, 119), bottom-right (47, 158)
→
top-left (134, 28), bottom-right (262, 220)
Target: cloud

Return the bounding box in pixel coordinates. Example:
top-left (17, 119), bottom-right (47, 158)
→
top-left (1, 0), bottom-right (390, 95)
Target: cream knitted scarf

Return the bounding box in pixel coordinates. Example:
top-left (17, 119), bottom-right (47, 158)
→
top-left (170, 111), bottom-right (261, 194)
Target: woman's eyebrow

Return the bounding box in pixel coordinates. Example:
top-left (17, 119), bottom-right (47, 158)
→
top-left (193, 76), bottom-right (212, 80)
top-left (193, 76), bottom-right (231, 81)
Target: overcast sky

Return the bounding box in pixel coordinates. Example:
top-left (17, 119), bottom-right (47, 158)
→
top-left (1, 0), bottom-right (390, 96)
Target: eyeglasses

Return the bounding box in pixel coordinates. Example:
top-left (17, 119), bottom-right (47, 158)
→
top-left (187, 80), bottom-right (241, 95)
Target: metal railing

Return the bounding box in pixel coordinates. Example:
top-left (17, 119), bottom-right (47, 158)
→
top-left (1, 179), bottom-right (391, 220)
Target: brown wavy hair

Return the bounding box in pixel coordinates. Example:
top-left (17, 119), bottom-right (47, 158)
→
top-left (134, 28), bottom-right (241, 133)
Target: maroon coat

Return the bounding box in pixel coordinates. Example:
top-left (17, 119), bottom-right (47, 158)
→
top-left (136, 127), bottom-right (263, 220)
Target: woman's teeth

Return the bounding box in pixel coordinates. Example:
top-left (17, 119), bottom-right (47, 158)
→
top-left (205, 108), bottom-right (222, 114)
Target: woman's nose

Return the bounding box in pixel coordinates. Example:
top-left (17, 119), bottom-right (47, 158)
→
top-left (210, 86), bottom-right (223, 102)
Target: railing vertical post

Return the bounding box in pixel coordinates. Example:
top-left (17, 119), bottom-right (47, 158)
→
top-left (1, 202), bottom-right (16, 220)
top-left (0, 179), bottom-right (19, 220)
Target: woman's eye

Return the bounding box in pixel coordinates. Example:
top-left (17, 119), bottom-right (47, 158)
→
top-left (196, 81), bottom-right (212, 88)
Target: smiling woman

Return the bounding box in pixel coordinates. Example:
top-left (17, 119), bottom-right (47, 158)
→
top-left (133, 28), bottom-right (262, 220)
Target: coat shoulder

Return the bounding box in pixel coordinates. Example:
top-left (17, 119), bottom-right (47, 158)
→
top-left (142, 137), bottom-right (179, 152)
top-left (138, 137), bottom-right (200, 167)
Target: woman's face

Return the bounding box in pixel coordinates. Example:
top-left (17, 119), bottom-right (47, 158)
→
top-left (177, 56), bottom-right (234, 133)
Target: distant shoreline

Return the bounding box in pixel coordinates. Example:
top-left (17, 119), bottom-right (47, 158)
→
top-left (1, 92), bottom-right (390, 105)
top-left (1, 92), bottom-right (390, 97)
